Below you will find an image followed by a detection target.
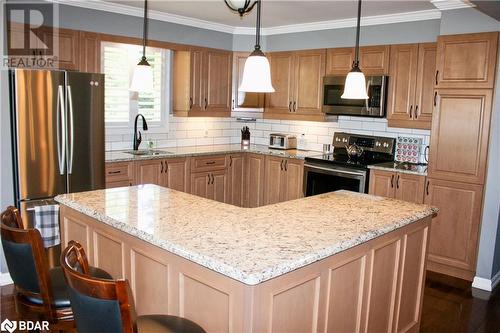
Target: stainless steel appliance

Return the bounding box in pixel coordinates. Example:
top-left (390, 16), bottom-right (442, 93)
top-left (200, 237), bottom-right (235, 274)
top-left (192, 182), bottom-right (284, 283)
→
top-left (304, 133), bottom-right (395, 196)
top-left (269, 133), bottom-right (297, 150)
top-left (322, 75), bottom-right (388, 117)
top-left (10, 69), bottom-right (105, 225)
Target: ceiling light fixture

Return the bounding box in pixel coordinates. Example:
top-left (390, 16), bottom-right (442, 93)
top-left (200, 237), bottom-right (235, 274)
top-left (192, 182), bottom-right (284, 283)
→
top-left (224, 0), bottom-right (258, 17)
top-left (342, 0), bottom-right (368, 100)
top-left (130, 0), bottom-right (153, 92)
top-left (239, 0), bottom-right (275, 93)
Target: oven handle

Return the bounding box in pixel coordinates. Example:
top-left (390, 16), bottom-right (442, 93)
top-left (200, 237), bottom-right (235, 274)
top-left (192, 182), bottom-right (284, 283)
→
top-left (304, 164), bottom-right (367, 178)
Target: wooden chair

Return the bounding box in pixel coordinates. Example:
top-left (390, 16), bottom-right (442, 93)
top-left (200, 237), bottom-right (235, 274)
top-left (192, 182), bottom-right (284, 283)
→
top-left (61, 241), bottom-right (207, 333)
top-left (0, 206), bottom-right (111, 332)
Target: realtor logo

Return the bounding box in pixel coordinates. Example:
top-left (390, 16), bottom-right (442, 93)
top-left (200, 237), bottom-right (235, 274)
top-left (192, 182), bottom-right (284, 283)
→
top-left (1, 1), bottom-right (59, 69)
top-left (0, 319), bottom-right (16, 333)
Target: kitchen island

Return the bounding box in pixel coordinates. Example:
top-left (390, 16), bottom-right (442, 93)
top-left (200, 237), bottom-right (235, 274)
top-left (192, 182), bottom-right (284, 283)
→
top-left (56, 185), bottom-right (437, 333)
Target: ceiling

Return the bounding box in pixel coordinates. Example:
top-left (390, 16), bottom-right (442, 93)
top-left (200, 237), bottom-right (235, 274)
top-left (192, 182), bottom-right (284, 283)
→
top-left (105, 0), bottom-right (437, 28)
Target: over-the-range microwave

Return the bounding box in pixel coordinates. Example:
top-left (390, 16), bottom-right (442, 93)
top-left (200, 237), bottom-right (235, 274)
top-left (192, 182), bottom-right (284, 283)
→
top-left (322, 75), bottom-right (388, 118)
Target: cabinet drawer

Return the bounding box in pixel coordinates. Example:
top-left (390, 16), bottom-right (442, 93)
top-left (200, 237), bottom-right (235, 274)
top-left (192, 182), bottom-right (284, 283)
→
top-left (105, 162), bottom-right (133, 182)
top-left (191, 155), bottom-right (227, 173)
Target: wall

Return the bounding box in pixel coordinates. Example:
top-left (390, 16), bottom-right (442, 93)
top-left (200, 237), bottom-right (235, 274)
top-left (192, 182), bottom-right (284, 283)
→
top-left (440, 8), bottom-right (500, 35)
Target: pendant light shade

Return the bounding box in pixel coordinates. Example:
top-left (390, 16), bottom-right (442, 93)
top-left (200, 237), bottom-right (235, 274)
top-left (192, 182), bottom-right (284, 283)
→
top-left (239, 0), bottom-right (275, 93)
top-left (130, 0), bottom-right (153, 92)
top-left (342, 0), bottom-right (368, 100)
top-left (225, 0), bottom-right (257, 16)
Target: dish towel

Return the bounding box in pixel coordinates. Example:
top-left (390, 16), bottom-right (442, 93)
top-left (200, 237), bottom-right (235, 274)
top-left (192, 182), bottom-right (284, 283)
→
top-left (34, 204), bottom-right (61, 248)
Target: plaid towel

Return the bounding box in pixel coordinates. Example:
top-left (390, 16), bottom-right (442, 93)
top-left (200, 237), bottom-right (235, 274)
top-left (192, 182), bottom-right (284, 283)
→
top-left (34, 204), bottom-right (61, 248)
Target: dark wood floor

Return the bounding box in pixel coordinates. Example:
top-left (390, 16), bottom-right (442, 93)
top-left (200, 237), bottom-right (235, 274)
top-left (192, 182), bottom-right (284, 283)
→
top-left (1, 271), bottom-right (499, 332)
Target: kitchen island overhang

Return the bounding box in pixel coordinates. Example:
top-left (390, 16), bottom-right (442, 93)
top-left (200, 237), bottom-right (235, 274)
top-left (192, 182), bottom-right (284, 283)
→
top-left (56, 185), bottom-right (437, 333)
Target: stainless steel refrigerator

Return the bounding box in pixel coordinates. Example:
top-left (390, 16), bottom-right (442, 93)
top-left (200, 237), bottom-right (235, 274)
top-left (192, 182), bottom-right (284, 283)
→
top-left (9, 68), bottom-right (105, 227)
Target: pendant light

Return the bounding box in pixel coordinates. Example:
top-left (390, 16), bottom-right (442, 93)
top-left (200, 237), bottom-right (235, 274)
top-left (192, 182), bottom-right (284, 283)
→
top-left (341, 0), bottom-right (368, 99)
top-left (130, 0), bottom-right (153, 92)
top-left (239, 0), bottom-right (275, 93)
top-left (225, 0), bottom-right (258, 17)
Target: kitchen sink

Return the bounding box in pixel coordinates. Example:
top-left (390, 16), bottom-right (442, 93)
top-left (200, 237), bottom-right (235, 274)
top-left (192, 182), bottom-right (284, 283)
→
top-left (124, 149), bottom-right (172, 156)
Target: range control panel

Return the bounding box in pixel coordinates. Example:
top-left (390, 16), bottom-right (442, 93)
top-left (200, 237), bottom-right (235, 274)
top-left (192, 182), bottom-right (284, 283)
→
top-left (333, 132), bottom-right (395, 154)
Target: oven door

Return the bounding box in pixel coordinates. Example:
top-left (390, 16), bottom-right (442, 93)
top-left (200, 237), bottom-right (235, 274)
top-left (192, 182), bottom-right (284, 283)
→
top-left (304, 163), bottom-right (368, 196)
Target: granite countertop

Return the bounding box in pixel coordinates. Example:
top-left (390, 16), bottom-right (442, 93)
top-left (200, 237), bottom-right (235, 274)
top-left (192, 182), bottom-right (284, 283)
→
top-left (106, 144), bottom-right (320, 163)
top-left (368, 162), bottom-right (428, 176)
top-left (56, 185), bottom-right (437, 285)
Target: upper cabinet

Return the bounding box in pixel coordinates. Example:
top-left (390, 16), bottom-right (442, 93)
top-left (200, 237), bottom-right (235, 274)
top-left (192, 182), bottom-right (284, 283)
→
top-left (41, 27), bottom-right (80, 71)
top-left (387, 43), bottom-right (436, 130)
top-left (266, 49), bottom-right (326, 121)
top-left (79, 31), bottom-right (101, 73)
top-left (232, 52), bottom-right (265, 112)
top-left (435, 32), bottom-right (498, 89)
top-left (173, 49), bottom-right (232, 117)
top-left (326, 45), bottom-right (390, 75)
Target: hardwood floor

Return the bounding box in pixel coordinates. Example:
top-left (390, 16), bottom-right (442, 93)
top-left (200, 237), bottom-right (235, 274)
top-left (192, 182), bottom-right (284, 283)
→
top-left (1, 271), bottom-right (499, 332)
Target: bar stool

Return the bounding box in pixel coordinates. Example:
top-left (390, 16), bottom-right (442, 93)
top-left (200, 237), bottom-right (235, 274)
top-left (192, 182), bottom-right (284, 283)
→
top-left (0, 206), bottom-right (111, 331)
top-left (61, 241), bottom-right (206, 333)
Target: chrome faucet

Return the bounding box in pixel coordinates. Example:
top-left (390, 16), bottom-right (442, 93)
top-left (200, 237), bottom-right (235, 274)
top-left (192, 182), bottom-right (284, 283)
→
top-left (133, 114), bottom-right (148, 150)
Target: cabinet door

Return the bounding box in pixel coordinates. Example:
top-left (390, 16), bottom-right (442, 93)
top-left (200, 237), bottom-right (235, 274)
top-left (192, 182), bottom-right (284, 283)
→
top-left (326, 47), bottom-right (354, 75)
top-left (190, 172), bottom-right (210, 199)
top-left (135, 160), bottom-right (163, 186)
top-left (368, 170), bottom-right (396, 198)
top-left (413, 43), bottom-right (436, 129)
top-left (44, 27), bottom-right (79, 70)
top-left (79, 31), bottom-right (101, 73)
top-left (245, 154), bottom-right (265, 208)
top-left (425, 178), bottom-right (483, 280)
top-left (204, 50), bottom-right (231, 115)
top-left (226, 155), bottom-right (245, 206)
top-left (264, 156), bottom-right (285, 205)
top-left (436, 32), bottom-right (498, 89)
top-left (165, 158), bottom-right (189, 192)
top-left (266, 52), bottom-right (294, 114)
top-left (232, 52), bottom-right (265, 110)
top-left (281, 159), bottom-right (304, 202)
top-left (359, 45), bottom-right (390, 75)
top-left (293, 49), bottom-right (325, 115)
top-left (210, 170), bottom-right (227, 203)
top-left (394, 173), bottom-right (425, 204)
top-left (428, 89), bottom-right (492, 184)
top-left (387, 44), bottom-right (419, 125)
top-left (190, 50), bottom-right (204, 113)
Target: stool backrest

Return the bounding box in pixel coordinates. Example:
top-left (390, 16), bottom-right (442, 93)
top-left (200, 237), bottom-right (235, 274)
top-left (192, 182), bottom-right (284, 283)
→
top-left (0, 206), bottom-right (56, 317)
top-left (61, 241), bottom-right (138, 333)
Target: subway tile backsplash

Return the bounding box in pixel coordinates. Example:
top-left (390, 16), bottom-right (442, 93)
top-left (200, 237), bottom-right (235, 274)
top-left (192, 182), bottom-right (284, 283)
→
top-left (105, 115), bottom-right (430, 157)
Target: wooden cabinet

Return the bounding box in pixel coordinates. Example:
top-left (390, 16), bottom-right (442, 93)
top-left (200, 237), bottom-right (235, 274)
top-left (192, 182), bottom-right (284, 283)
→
top-left (387, 43), bottom-right (436, 129)
top-left (326, 45), bottom-right (390, 75)
top-left (79, 31), bottom-right (101, 73)
top-left (264, 156), bottom-right (304, 205)
top-left (436, 32), bottom-right (498, 89)
top-left (266, 50), bottom-right (326, 121)
top-left (369, 169), bottom-right (425, 204)
top-left (40, 27), bottom-right (80, 70)
top-left (164, 158), bottom-right (190, 192)
top-left (135, 159), bottom-right (165, 186)
top-left (173, 49), bottom-right (232, 117)
top-left (244, 154), bottom-right (266, 208)
top-left (190, 155), bottom-right (228, 203)
top-left (226, 154), bottom-right (245, 207)
top-left (231, 52), bottom-right (265, 111)
top-left (105, 162), bottom-right (135, 188)
top-left (428, 89), bottom-right (492, 184)
top-left (424, 178), bottom-right (484, 281)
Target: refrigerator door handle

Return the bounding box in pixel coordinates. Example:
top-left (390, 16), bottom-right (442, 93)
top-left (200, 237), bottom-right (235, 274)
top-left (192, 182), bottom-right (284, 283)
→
top-left (67, 85), bottom-right (75, 174)
top-left (57, 85), bottom-right (66, 175)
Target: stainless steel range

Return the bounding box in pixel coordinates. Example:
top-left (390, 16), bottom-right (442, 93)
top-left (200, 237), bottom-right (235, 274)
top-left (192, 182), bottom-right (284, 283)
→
top-left (304, 133), bottom-right (395, 196)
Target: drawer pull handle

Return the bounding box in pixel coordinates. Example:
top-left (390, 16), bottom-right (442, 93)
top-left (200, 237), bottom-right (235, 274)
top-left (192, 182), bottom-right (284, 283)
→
top-left (205, 161), bottom-right (216, 165)
top-left (391, 174), bottom-right (394, 188)
top-left (229, 156), bottom-right (233, 167)
top-left (426, 180), bottom-right (430, 196)
top-left (435, 70), bottom-right (439, 85)
top-left (396, 174), bottom-right (400, 189)
top-left (108, 171), bottom-right (121, 175)
top-left (434, 92), bottom-right (437, 106)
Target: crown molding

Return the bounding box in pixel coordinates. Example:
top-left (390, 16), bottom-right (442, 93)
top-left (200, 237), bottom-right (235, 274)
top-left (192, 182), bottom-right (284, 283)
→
top-left (431, 0), bottom-right (476, 11)
top-left (48, 1), bottom-right (442, 36)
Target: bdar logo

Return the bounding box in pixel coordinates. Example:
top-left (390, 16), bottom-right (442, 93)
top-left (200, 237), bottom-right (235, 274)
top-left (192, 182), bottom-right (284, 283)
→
top-left (0, 319), bottom-right (16, 333)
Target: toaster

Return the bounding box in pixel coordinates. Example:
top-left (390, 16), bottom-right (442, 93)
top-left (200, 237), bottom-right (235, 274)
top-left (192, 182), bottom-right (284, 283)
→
top-left (269, 133), bottom-right (297, 150)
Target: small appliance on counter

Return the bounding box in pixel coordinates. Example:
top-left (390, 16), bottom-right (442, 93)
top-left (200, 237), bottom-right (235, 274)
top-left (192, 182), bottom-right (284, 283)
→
top-left (395, 136), bottom-right (424, 164)
top-left (241, 126), bottom-right (251, 148)
top-left (269, 133), bottom-right (297, 150)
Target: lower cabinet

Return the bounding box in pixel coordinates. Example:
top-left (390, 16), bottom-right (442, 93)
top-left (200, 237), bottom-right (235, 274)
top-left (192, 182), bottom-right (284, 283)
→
top-left (226, 154), bottom-right (245, 206)
top-left (424, 178), bottom-right (484, 280)
top-left (164, 157), bottom-right (190, 192)
top-left (264, 156), bottom-right (304, 205)
top-left (368, 169), bottom-right (425, 204)
top-left (135, 159), bottom-right (165, 186)
top-left (105, 161), bottom-right (135, 188)
top-left (245, 154), bottom-right (266, 208)
top-left (190, 169), bottom-right (227, 203)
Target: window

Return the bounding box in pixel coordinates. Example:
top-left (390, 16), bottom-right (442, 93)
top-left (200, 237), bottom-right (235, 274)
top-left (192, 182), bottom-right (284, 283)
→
top-left (101, 41), bottom-right (171, 132)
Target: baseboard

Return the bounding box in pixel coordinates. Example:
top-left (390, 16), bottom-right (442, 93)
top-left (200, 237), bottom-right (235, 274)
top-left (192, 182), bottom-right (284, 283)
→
top-left (0, 272), bottom-right (12, 286)
top-left (472, 270), bottom-right (500, 292)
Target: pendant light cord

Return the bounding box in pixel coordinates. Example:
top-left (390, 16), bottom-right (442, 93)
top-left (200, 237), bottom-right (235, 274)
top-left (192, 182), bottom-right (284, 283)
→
top-left (354, 0), bottom-right (362, 67)
top-left (255, 0), bottom-right (261, 50)
top-left (142, 0), bottom-right (148, 59)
